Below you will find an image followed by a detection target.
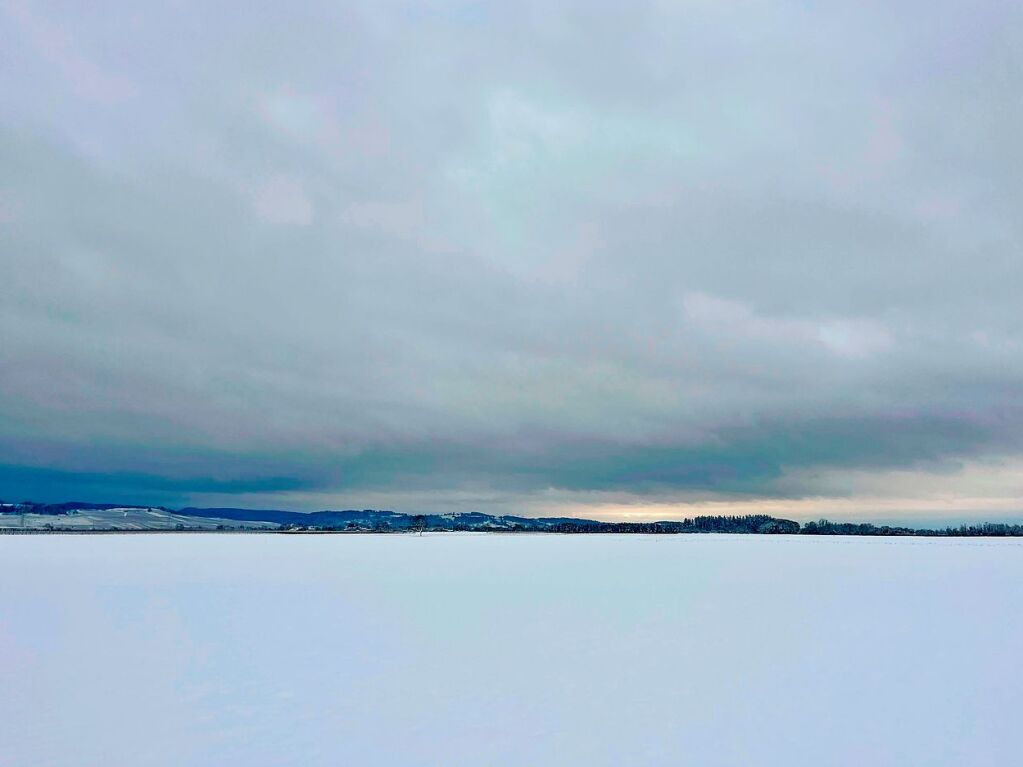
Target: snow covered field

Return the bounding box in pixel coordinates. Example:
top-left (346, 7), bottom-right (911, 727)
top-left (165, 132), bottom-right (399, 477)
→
top-left (2, 533), bottom-right (1020, 766)
top-left (0, 508), bottom-right (277, 531)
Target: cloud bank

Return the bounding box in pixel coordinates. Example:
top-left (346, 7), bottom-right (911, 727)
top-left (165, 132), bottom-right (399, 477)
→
top-left (1, 0), bottom-right (1021, 523)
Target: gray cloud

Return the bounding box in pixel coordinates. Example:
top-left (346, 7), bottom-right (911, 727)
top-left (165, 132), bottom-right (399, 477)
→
top-left (1, 0), bottom-right (1022, 521)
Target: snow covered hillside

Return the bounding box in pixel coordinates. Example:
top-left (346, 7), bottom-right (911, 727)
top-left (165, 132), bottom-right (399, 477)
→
top-left (0, 506), bottom-right (277, 531)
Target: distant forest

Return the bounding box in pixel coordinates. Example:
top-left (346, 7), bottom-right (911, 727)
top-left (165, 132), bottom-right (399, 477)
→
top-left (502, 515), bottom-right (1023, 537)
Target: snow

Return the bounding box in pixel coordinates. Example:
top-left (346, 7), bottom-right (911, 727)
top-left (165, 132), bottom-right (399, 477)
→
top-left (0, 509), bottom-right (277, 530)
top-left (1, 533), bottom-right (1021, 766)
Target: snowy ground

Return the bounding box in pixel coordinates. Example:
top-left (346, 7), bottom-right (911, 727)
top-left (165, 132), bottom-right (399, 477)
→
top-left (0, 508), bottom-right (276, 530)
top-left (1, 533), bottom-right (1020, 766)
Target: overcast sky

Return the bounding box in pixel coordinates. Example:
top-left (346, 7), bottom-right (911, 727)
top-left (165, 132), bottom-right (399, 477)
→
top-left (1, 0), bottom-right (1021, 523)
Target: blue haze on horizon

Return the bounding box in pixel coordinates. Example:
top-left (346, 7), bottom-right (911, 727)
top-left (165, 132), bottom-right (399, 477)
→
top-left (1, 1), bottom-right (1022, 524)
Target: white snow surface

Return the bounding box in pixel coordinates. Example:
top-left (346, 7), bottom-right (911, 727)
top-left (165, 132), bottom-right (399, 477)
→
top-left (1, 533), bottom-right (1020, 766)
top-left (0, 509), bottom-right (276, 530)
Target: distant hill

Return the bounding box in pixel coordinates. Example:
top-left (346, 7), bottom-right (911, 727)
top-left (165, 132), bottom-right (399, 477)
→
top-left (2, 500), bottom-right (1022, 535)
top-left (0, 502), bottom-right (277, 531)
top-left (0, 501), bottom-right (800, 533)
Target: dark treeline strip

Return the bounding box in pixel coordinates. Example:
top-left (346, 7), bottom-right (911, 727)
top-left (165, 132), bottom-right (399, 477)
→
top-left (802, 519), bottom-right (1023, 537)
top-left (528, 515), bottom-right (800, 535)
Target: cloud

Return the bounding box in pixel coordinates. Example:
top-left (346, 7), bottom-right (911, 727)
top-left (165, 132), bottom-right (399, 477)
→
top-left (681, 292), bottom-right (894, 360)
top-left (0, 0), bottom-right (1021, 522)
top-left (3, 1), bottom-right (135, 104)
top-left (251, 176), bottom-right (314, 226)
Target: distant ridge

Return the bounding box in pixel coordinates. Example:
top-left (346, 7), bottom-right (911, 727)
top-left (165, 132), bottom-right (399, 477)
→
top-left (2, 500), bottom-right (1022, 535)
